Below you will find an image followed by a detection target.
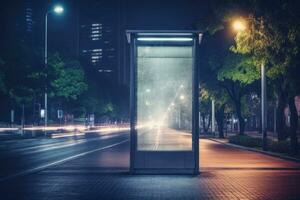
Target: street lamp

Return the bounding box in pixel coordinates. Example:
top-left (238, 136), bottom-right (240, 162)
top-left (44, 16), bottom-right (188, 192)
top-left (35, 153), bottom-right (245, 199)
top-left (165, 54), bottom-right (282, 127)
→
top-left (232, 19), bottom-right (247, 32)
top-left (54, 5), bottom-right (64, 14)
top-left (44, 5), bottom-right (64, 129)
top-left (232, 18), bottom-right (268, 151)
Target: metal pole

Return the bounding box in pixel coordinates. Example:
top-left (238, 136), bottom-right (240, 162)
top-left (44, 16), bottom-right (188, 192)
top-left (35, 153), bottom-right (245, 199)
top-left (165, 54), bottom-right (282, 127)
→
top-left (274, 101), bottom-right (277, 138)
top-left (11, 109), bottom-right (14, 127)
top-left (261, 62), bottom-right (267, 151)
top-left (178, 106), bottom-right (181, 129)
top-left (44, 13), bottom-right (48, 129)
top-left (211, 100), bottom-right (215, 135)
top-left (21, 104), bottom-right (25, 134)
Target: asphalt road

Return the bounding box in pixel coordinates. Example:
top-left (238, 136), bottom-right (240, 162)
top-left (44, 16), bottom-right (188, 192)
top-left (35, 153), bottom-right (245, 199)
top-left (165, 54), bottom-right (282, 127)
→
top-left (0, 131), bottom-right (129, 181)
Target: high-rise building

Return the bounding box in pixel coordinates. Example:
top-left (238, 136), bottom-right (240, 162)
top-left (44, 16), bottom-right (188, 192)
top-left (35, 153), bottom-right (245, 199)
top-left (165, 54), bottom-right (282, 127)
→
top-left (80, 22), bottom-right (116, 73)
top-left (78, 0), bottom-right (122, 82)
top-left (24, 0), bottom-right (34, 33)
top-left (16, 0), bottom-right (44, 46)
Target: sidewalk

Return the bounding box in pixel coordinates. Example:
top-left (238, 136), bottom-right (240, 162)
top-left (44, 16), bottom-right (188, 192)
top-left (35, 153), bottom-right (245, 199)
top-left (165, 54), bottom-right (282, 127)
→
top-left (1, 139), bottom-right (300, 199)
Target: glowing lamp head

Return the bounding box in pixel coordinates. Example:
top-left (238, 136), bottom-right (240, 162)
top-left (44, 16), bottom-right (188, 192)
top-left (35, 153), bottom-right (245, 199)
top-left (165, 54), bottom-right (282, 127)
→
top-left (54, 5), bottom-right (64, 14)
top-left (232, 19), bottom-right (246, 32)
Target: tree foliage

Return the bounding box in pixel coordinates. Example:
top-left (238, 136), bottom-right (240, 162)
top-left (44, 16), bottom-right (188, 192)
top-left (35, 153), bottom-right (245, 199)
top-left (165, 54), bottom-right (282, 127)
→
top-left (48, 53), bottom-right (88, 101)
top-left (207, 0), bottom-right (300, 154)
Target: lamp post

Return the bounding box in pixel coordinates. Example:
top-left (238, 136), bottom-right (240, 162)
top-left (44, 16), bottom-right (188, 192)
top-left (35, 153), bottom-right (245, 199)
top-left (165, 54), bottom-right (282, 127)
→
top-left (44, 5), bottom-right (64, 129)
top-left (232, 18), bottom-right (268, 151)
top-left (211, 100), bottom-right (215, 135)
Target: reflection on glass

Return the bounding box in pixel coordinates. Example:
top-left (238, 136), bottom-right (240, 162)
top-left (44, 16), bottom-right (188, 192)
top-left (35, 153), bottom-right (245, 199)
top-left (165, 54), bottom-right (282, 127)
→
top-left (137, 45), bottom-right (193, 151)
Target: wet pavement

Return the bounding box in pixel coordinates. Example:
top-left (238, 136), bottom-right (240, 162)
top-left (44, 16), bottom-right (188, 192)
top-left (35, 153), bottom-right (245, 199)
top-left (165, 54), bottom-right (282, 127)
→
top-left (1, 132), bottom-right (300, 199)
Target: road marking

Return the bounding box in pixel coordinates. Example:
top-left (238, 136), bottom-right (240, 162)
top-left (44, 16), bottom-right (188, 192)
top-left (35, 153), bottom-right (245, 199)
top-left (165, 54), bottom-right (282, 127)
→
top-left (5, 132), bottom-right (129, 154)
top-left (0, 139), bottom-right (129, 182)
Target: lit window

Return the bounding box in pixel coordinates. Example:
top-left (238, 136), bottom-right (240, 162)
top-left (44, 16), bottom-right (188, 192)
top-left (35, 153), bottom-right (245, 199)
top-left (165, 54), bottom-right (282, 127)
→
top-left (92, 49), bottom-right (102, 52)
top-left (92, 52), bottom-right (102, 55)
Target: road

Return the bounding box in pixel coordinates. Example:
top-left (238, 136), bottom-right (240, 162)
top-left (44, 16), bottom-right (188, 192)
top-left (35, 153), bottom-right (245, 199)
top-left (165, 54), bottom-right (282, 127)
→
top-left (138, 127), bottom-right (192, 150)
top-left (1, 130), bottom-right (300, 199)
top-left (0, 130), bottom-right (129, 181)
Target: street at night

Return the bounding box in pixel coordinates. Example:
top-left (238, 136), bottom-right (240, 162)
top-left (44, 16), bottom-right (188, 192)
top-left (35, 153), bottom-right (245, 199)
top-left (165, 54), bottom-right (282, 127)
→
top-left (1, 0), bottom-right (300, 199)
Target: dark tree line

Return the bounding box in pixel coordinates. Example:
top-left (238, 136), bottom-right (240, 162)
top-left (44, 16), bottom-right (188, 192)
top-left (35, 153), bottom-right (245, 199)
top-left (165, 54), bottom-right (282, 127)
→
top-left (198, 0), bottom-right (300, 154)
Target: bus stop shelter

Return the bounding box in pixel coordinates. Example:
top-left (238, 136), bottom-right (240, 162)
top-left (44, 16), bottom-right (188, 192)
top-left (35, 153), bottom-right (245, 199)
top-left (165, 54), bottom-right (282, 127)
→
top-left (126, 30), bottom-right (202, 174)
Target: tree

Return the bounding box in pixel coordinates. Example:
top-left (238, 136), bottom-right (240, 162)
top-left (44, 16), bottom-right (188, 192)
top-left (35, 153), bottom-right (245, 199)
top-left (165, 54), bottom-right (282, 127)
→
top-left (200, 86), bottom-right (230, 138)
top-left (209, 0), bottom-right (300, 154)
top-left (199, 89), bottom-right (212, 134)
top-left (217, 52), bottom-right (259, 135)
top-left (48, 53), bottom-right (88, 115)
top-left (49, 53), bottom-right (87, 101)
top-left (0, 43), bottom-right (45, 123)
top-left (199, 31), bottom-right (256, 136)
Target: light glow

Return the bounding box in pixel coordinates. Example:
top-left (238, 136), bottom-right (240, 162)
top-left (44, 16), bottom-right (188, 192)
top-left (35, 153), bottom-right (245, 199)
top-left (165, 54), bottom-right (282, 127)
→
top-left (53, 5), bottom-right (64, 14)
top-left (232, 19), bottom-right (247, 32)
top-left (137, 37), bottom-right (193, 42)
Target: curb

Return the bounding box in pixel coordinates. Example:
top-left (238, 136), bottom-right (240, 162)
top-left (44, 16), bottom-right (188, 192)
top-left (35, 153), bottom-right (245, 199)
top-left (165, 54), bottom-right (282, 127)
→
top-left (209, 138), bottom-right (300, 163)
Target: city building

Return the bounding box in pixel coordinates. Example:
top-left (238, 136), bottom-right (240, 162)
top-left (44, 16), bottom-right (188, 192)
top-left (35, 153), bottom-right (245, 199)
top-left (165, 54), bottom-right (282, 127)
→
top-left (78, 0), bottom-right (124, 83)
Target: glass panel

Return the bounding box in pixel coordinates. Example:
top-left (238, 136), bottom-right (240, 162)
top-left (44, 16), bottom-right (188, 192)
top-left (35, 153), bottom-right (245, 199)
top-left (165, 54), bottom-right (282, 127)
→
top-left (137, 45), bottom-right (193, 151)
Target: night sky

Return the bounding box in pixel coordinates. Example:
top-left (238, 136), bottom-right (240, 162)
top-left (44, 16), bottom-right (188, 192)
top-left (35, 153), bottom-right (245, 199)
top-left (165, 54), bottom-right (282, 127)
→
top-left (0, 0), bottom-right (211, 55)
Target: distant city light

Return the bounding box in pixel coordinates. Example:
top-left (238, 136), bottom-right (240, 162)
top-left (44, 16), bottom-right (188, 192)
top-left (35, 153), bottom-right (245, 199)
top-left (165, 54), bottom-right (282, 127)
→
top-left (137, 37), bottom-right (193, 42)
top-left (53, 5), bottom-right (64, 14)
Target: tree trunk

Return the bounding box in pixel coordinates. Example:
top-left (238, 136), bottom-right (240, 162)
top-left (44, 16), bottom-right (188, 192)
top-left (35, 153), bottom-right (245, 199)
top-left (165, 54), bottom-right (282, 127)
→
top-left (276, 87), bottom-right (289, 141)
top-left (202, 114), bottom-right (211, 134)
top-left (235, 101), bottom-right (245, 135)
top-left (216, 104), bottom-right (225, 138)
top-left (288, 96), bottom-right (298, 155)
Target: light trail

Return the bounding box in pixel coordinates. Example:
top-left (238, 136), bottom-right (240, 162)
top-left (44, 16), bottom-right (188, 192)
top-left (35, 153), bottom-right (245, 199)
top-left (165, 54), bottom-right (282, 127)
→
top-left (0, 139), bottom-right (129, 182)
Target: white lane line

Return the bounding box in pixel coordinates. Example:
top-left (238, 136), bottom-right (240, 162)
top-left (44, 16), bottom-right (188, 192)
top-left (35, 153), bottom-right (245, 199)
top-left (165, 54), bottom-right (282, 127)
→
top-left (0, 139), bottom-right (129, 182)
top-left (27, 134), bottom-right (123, 154)
top-left (7, 132), bottom-right (129, 155)
top-left (6, 138), bottom-right (88, 152)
